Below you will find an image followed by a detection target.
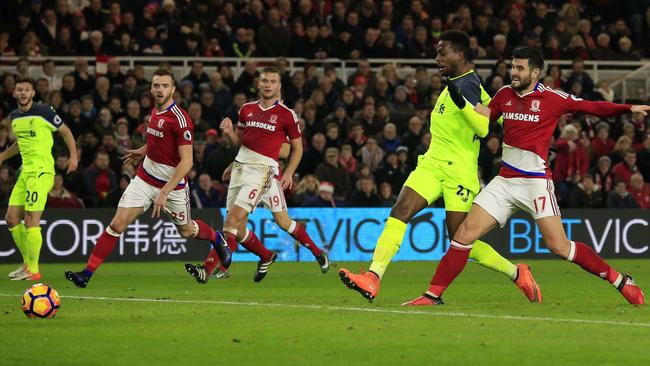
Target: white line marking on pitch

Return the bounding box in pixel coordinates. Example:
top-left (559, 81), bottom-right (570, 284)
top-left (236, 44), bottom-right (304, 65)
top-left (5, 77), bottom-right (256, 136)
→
top-left (1, 293), bottom-right (648, 327)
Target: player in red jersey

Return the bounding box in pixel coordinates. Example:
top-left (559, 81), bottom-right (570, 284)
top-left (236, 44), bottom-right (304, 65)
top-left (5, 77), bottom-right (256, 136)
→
top-left (64, 68), bottom-right (231, 288)
top-left (185, 66), bottom-right (329, 283)
top-left (404, 47), bottom-right (648, 306)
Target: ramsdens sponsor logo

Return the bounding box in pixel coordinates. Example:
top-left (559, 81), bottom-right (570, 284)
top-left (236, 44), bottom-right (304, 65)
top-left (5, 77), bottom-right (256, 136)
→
top-left (246, 120), bottom-right (276, 131)
top-left (146, 127), bottom-right (164, 137)
top-left (503, 112), bottom-right (540, 122)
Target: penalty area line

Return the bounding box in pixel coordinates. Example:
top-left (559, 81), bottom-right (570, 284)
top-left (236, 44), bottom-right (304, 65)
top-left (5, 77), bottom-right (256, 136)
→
top-left (1, 293), bottom-right (648, 328)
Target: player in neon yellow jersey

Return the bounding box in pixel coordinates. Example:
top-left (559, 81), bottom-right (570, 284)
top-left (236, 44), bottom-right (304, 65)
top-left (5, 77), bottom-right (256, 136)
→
top-left (339, 30), bottom-right (541, 304)
top-left (2, 76), bottom-right (78, 281)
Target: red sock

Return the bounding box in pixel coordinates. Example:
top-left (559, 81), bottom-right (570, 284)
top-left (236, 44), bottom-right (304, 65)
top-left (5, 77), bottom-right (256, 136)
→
top-left (240, 229), bottom-right (273, 262)
top-left (194, 220), bottom-right (217, 242)
top-left (86, 227), bottom-right (120, 273)
top-left (570, 241), bottom-right (620, 283)
top-left (427, 241), bottom-right (472, 297)
top-left (204, 248), bottom-right (220, 275)
top-left (289, 222), bottom-right (322, 256)
top-left (224, 231), bottom-right (239, 252)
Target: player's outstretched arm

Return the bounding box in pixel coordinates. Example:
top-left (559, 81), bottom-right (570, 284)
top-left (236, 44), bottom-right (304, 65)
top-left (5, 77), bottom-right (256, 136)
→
top-left (58, 124), bottom-right (79, 174)
top-left (0, 141), bottom-right (19, 165)
top-left (569, 96), bottom-right (650, 117)
top-left (630, 105), bottom-right (650, 116)
top-left (152, 144), bottom-right (193, 218)
top-left (280, 137), bottom-right (303, 190)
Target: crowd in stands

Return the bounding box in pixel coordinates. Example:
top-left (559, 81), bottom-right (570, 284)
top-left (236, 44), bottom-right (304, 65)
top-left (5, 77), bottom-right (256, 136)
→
top-left (0, 0), bottom-right (648, 210)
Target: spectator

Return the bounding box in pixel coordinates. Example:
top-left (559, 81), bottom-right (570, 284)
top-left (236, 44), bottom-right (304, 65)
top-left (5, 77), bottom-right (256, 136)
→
top-left (350, 177), bottom-right (381, 207)
top-left (105, 58), bottom-right (126, 87)
top-left (315, 147), bottom-right (352, 198)
top-left (554, 125), bottom-right (589, 203)
top-left (324, 123), bottom-right (342, 149)
top-left (568, 174), bottom-right (604, 208)
top-left (379, 123), bottom-right (401, 153)
top-left (375, 151), bottom-right (408, 193)
top-left (83, 151), bottom-right (118, 207)
top-left (292, 174), bottom-right (320, 206)
top-left (564, 59), bottom-right (594, 97)
top-left (47, 174), bottom-right (84, 209)
top-left (191, 173), bottom-right (222, 208)
top-left (606, 180), bottom-right (638, 209)
top-left (615, 36), bottom-right (641, 61)
top-left (388, 86), bottom-right (416, 129)
top-left (41, 59), bottom-right (62, 91)
top-left (590, 122), bottom-right (615, 161)
top-left (302, 181), bottom-right (346, 207)
top-left (628, 173), bottom-right (650, 209)
top-left (114, 118), bottom-right (132, 155)
top-left (0, 166), bottom-right (14, 206)
top-left (590, 33), bottom-right (618, 60)
top-left (378, 181), bottom-right (397, 207)
top-left (256, 8), bottom-right (290, 57)
top-left (594, 80), bottom-right (615, 102)
top-left (610, 149), bottom-right (639, 187)
top-left (360, 137), bottom-right (385, 172)
top-left (610, 135), bottom-right (633, 166)
top-left (338, 144), bottom-right (358, 176)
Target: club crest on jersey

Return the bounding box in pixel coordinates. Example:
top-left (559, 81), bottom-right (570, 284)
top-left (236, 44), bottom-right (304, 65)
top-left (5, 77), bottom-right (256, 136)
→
top-left (157, 119), bottom-right (165, 128)
top-left (269, 115), bottom-right (278, 124)
top-left (530, 100), bottom-right (541, 112)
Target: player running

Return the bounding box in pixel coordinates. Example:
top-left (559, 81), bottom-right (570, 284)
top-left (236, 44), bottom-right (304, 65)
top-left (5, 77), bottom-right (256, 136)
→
top-left (184, 116), bottom-right (329, 284)
top-left (339, 30), bottom-right (541, 304)
top-left (186, 66), bottom-right (325, 284)
top-left (410, 46), bottom-right (647, 306)
top-left (2, 76), bottom-right (78, 281)
top-left (64, 68), bottom-right (231, 288)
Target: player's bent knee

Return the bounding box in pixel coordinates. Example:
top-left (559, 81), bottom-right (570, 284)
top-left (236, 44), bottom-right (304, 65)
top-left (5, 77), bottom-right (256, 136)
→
top-left (389, 202), bottom-right (414, 222)
top-left (455, 219), bottom-right (480, 244)
top-left (177, 225), bottom-right (195, 238)
top-left (4, 213), bottom-right (20, 228)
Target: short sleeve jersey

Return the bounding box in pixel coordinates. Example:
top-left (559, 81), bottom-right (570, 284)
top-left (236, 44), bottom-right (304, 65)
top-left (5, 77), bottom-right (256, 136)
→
top-left (136, 102), bottom-right (194, 189)
top-left (235, 100), bottom-right (301, 167)
top-left (9, 103), bottom-right (63, 174)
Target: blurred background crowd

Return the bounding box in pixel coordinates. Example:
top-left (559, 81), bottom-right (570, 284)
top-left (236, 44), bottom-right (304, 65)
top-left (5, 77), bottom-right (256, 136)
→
top-left (0, 0), bottom-right (648, 210)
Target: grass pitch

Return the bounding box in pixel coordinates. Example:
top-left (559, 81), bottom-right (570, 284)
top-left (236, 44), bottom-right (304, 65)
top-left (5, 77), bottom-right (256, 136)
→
top-left (1, 259), bottom-right (649, 366)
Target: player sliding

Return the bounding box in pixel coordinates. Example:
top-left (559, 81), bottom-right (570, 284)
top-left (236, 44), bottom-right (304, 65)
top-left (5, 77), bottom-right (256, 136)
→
top-left (186, 66), bottom-right (328, 284)
top-left (339, 30), bottom-right (541, 304)
top-left (184, 116), bottom-right (329, 284)
top-left (407, 46), bottom-right (647, 306)
top-left (1, 77), bottom-right (78, 281)
top-left (64, 68), bottom-right (231, 288)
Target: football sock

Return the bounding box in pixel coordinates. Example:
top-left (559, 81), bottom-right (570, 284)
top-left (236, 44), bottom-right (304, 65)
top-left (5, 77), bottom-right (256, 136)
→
top-left (240, 229), bottom-right (273, 262)
top-left (368, 217), bottom-right (407, 278)
top-left (222, 229), bottom-right (239, 252)
top-left (427, 240), bottom-right (473, 297)
top-left (193, 220), bottom-right (217, 242)
top-left (9, 223), bottom-right (27, 266)
top-left (469, 240), bottom-right (518, 280)
top-left (287, 221), bottom-right (323, 256)
top-left (567, 241), bottom-right (622, 287)
top-left (24, 227), bottom-right (42, 274)
top-left (86, 226), bottom-right (121, 274)
top-left (204, 248), bottom-right (220, 275)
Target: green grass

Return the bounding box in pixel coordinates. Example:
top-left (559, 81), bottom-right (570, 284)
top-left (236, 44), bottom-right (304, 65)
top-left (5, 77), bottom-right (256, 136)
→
top-left (1, 260), bottom-right (649, 366)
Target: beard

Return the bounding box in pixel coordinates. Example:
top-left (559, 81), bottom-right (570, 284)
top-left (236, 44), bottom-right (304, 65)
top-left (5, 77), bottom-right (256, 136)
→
top-left (512, 75), bottom-right (533, 91)
top-left (155, 93), bottom-right (172, 108)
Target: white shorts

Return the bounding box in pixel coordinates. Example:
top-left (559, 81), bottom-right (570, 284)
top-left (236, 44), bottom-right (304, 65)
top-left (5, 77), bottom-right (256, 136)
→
top-left (226, 162), bottom-right (276, 213)
top-left (473, 176), bottom-right (560, 227)
top-left (259, 175), bottom-right (288, 213)
top-left (118, 176), bottom-right (191, 225)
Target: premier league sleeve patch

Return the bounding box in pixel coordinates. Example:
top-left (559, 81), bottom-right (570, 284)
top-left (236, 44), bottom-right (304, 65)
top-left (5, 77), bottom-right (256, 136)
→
top-left (183, 130), bottom-right (192, 141)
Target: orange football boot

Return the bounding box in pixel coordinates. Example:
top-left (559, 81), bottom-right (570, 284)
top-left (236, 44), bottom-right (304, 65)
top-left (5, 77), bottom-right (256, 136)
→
top-left (514, 263), bottom-right (542, 303)
top-left (339, 268), bottom-right (380, 301)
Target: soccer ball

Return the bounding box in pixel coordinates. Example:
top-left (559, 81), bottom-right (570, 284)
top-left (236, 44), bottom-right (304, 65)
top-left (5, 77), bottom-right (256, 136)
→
top-left (21, 283), bottom-right (60, 319)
